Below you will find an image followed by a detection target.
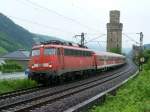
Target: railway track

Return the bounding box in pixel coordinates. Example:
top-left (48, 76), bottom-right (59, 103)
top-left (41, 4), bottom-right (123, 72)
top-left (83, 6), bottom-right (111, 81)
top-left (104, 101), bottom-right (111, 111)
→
top-left (32, 65), bottom-right (137, 112)
top-left (0, 63), bottom-right (137, 112)
top-left (0, 85), bottom-right (45, 100)
top-left (0, 65), bottom-right (125, 100)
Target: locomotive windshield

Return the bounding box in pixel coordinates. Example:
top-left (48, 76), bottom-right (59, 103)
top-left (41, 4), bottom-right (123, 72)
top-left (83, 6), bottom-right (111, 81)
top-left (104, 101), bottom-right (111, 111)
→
top-left (31, 49), bottom-right (40, 56)
top-left (44, 48), bottom-right (56, 55)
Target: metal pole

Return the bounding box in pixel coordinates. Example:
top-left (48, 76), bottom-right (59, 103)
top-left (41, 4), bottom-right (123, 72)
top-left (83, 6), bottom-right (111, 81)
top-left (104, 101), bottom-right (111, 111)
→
top-left (75, 32), bottom-right (85, 46)
top-left (140, 32), bottom-right (143, 51)
top-left (81, 32), bottom-right (85, 46)
top-left (137, 32), bottom-right (144, 71)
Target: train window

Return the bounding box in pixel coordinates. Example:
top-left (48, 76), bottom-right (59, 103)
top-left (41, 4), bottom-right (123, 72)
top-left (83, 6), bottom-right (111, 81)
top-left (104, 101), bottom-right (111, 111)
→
top-left (75, 50), bottom-right (78, 56)
top-left (78, 50), bottom-right (80, 56)
top-left (76, 50), bottom-right (79, 56)
top-left (70, 49), bottom-right (74, 56)
top-left (67, 49), bottom-right (70, 55)
top-left (86, 51), bottom-right (89, 56)
top-left (83, 51), bottom-right (86, 56)
top-left (64, 49), bottom-right (73, 56)
top-left (79, 51), bottom-right (81, 56)
top-left (84, 51), bottom-right (87, 56)
top-left (69, 49), bottom-right (73, 55)
top-left (64, 49), bottom-right (93, 57)
top-left (31, 49), bottom-right (40, 56)
top-left (44, 48), bottom-right (56, 55)
top-left (76, 50), bottom-right (81, 56)
top-left (71, 50), bottom-right (74, 56)
top-left (80, 50), bottom-right (83, 56)
top-left (74, 50), bottom-right (76, 56)
top-left (102, 56), bottom-right (105, 60)
top-left (64, 49), bottom-right (68, 55)
top-left (86, 51), bottom-right (91, 56)
top-left (75, 50), bottom-right (77, 56)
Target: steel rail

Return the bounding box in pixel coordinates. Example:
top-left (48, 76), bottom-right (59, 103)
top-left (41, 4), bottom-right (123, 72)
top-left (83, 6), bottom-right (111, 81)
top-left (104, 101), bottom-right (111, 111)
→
top-left (0, 85), bottom-right (44, 99)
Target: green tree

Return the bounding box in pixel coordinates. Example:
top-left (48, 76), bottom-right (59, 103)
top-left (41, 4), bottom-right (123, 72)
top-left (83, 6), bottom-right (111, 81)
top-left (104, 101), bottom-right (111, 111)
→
top-left (109, 48), bottom-right (121, 54)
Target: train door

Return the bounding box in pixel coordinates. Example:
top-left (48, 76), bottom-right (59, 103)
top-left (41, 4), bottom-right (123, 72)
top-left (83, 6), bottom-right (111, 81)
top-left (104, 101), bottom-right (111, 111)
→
top-left (39, 47), bottom-right (44, 65)
top-left (58, 47), bottom-right (64, 69)
top-left (93, 54), bottom-right (97, 69)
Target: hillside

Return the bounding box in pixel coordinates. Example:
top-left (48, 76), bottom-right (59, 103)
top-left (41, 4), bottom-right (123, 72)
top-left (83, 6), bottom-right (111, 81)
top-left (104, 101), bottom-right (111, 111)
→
top-left (144, 44), bottom-right (150, 49)
top-left (0, 13), bottom-right (35, 54)
top-left (33, 34), bottom-right (66, 44)
top-left (0, 13), bottom-right (104, 55)
top-left (0, 13), bottom-right (63, 55)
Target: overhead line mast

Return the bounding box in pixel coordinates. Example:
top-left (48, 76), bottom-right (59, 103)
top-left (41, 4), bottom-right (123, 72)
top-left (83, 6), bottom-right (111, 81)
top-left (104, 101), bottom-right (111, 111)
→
top-left (75, 32), bottom-right (86, 46)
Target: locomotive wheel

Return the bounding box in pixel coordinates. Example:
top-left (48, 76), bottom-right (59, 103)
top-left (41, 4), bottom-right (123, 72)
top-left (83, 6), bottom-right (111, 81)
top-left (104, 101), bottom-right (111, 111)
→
top-left (56, 76), bottom-right (64, 84)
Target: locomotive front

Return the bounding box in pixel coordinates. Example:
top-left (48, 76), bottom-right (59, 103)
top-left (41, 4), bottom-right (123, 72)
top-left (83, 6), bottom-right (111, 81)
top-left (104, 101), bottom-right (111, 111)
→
top-left (28, 44), bottom-right (58, 82)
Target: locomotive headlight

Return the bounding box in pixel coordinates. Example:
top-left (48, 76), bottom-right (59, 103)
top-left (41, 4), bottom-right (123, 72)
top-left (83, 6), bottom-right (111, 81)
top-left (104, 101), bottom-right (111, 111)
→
top-left (31, 65), bottom-right (34, 68)
top-left (31, 64), bottom-right (38, 68)
top-left (49, 64), bottom-right (52, 68)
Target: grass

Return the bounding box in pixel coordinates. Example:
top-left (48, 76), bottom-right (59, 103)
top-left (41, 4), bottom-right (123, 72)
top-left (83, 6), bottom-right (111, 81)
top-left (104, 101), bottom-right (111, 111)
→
top-left (0, 60), bottom-right (23, 73)
top-left (0, 46), bottom-right (7, 54)
top-left (0, 79), bottom-right (37, 94)
top-left (90, 62), bottom-right (150, 112)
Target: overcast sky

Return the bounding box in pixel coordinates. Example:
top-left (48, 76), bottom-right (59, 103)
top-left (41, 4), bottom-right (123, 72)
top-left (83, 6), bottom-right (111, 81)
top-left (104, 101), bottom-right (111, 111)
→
top-left (0, 0), bottom-right (150, 51)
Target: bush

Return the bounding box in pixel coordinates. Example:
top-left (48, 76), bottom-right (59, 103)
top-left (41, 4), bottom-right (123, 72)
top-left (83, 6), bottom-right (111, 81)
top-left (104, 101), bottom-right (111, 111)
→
top-left (109, 48), bottom-right (121, 54)
top-left (0, 79), bottom-right (37, 94)
top-left (143, 49), bottom-right (150, 62)
top-left (91, 54), bottom-right (150, 112)
top-left (1, 60), bottom-right (23, 73)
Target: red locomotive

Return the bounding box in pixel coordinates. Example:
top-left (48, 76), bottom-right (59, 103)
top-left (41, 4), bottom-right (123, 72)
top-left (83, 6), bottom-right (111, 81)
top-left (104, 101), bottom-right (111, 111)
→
top-left (28, 40), bottom-right (126, 83)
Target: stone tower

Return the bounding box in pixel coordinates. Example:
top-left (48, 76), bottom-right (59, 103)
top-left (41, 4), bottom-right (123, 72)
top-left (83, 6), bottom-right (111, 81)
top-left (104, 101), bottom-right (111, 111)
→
top-left (107, 10), bottom-right (123, 54)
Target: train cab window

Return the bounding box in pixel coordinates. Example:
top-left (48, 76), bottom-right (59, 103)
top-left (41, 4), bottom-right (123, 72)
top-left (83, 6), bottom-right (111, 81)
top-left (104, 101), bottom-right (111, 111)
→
top-left (44, 48), bottom-right (56, 55)
top-left (31, 49), bottom-right (40, 56)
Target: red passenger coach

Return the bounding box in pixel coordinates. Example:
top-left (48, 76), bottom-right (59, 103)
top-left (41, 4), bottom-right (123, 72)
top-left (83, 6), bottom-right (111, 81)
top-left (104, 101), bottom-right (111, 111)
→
top-left (94, 51), bottom-right (125, 69)
top-left (28, 40), bottom-right (126, 84)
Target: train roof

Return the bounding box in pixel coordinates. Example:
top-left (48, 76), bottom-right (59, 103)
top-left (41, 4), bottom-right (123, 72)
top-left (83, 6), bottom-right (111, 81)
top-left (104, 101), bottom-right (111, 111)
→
top-left (32, 44), bottom-right (93, 52)
top-left (32, 40), bottom-right (125, 58)
top-left (95, 51), bottom-right (125, 58)
top-left (32, 40), bottom-right (93, 51)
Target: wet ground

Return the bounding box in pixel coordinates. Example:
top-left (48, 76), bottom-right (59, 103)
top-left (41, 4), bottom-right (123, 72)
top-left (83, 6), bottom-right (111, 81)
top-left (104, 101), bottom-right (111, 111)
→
top-left (0, 72), bottom-right (27, 80)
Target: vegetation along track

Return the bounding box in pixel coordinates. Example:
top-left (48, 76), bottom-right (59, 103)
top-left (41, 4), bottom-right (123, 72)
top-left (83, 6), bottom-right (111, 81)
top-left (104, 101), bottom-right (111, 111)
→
top-left (0, 63), bottom-right (136, 112)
